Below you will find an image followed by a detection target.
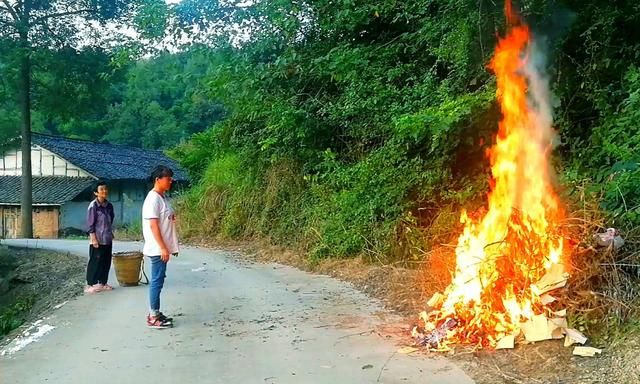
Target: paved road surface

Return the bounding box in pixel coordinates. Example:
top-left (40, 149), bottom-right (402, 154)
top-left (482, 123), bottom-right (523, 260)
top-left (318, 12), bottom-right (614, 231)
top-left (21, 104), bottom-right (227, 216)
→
top-left (0, 239), bottom-right (473, 384)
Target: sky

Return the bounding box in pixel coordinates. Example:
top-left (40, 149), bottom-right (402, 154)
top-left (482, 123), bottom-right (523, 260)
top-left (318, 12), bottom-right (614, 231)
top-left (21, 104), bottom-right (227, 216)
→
top-left (0, 0), bottom-right (256, 52)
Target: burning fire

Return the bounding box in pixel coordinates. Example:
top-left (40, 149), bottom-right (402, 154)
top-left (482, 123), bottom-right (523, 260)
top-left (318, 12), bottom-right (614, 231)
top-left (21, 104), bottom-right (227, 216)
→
top-left (414, 1), bottom-right (570, 349)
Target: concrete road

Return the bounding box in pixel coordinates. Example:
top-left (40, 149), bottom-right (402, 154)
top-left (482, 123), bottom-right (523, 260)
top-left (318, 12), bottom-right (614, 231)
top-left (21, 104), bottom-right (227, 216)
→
top-left (0, 239), bottom-right (473, 384)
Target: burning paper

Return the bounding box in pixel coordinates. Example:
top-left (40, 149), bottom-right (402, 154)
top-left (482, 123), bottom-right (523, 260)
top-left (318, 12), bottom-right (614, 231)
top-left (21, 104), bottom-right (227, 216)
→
top-left (496, 334), bottom-right (516, 349)
top-left (413, 0), bottom-right (574, 350)
top-left (573, 346), bottom-right (602, 357)
top-left (564, 328), bottom-right (588, 347)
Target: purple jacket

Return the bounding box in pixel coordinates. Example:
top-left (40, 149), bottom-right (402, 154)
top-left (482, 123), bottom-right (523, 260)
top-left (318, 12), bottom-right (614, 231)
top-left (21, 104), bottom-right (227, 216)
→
top-left (86, 199), bottom-right (114, 245)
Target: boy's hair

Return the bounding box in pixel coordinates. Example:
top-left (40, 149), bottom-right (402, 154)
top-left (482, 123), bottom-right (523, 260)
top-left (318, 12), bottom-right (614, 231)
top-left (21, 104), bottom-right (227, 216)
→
top-left (93, 181), bottom-right (107, 193)
top-left (150, 165), bottom-right (174, 182)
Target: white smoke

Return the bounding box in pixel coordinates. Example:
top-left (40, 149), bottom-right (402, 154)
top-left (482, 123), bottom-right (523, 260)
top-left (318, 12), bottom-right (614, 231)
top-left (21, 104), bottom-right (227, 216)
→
top-left (524, 38), bottom-right (559, 151)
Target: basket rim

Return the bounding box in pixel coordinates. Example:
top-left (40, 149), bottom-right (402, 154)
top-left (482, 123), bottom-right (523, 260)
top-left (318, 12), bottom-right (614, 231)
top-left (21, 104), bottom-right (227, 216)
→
top-left (113, 251), bottom-right (143, 257)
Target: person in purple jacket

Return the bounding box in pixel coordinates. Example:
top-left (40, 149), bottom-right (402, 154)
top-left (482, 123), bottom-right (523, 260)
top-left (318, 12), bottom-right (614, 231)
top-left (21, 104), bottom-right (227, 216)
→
top-left (85, 181), bottom-right (115, 294)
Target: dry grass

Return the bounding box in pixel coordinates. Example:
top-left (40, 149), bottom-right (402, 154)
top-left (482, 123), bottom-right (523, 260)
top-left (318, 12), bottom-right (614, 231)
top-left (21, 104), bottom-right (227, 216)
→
top-left (558, 215), bottom-right (640, 342)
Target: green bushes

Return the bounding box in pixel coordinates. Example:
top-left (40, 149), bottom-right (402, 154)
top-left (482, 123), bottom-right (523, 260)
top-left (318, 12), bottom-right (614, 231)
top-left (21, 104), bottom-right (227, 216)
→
top-left (565, 65), bottom-right (640, 229)
top-left (174, 0), bottom-right (640, 264)
top-left (0, 295), bottom-right (35, 337)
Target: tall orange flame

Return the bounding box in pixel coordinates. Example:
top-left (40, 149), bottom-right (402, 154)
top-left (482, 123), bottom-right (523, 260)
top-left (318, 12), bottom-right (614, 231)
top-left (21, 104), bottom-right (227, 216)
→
top-left (415, 1), bottom-right (566, 349)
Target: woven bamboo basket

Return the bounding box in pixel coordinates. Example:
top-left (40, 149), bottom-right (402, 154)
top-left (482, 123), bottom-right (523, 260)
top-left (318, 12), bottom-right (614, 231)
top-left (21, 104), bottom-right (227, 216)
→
top-left (112, 251), bottom-right (144, 287)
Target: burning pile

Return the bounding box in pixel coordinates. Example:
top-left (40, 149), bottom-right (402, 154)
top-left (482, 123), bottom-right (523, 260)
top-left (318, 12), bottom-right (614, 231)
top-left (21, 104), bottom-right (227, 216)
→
top-left (413, 1), bottom-right (587, 350)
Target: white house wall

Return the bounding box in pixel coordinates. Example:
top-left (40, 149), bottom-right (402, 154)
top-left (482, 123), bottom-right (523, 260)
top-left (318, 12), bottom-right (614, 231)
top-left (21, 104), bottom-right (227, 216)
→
top-left (0, 145), bottom-right (92, 177)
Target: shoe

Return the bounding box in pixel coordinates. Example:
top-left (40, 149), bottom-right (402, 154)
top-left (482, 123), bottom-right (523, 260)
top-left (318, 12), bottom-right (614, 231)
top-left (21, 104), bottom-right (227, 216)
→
top-left (146, 315), bottom-right (172, 329)
top-left (157, 312), bottom-right (173, 323)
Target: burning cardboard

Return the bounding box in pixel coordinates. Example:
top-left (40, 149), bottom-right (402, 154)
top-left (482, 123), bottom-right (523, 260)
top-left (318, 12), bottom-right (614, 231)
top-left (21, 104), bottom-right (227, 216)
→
top-left (521, 314), bottom-right (554, 342)
top-left (532, 264), bottom-right (569, 295)
top-left (573, 346), bottom-right (602, 357)
top-left (540, 294), bottom-right (556, 305)
top-left (552, 309), bottom-right (567, 317)
top-left (564, 328), bottom-right (588, 347)
top-left (426, 292), bottom-right (445, 310)
top-left (411, 0), bottom-right (582, 351)
top-left (496, 334), bottom-right (515, 349)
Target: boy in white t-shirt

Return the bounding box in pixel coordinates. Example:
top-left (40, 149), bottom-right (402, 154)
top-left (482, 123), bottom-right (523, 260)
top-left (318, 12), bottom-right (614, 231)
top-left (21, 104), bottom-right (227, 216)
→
top-left (142, 165), bottom-right (179, 329)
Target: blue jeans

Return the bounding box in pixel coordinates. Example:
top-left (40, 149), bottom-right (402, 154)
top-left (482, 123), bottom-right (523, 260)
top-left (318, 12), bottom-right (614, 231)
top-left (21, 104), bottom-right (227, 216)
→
top-left (149, 256), bottom-right (167, 315)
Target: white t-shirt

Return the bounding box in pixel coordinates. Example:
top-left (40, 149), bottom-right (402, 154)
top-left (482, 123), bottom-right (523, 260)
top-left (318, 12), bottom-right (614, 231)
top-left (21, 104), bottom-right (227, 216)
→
top-left (142, 190), bottom-right (179, 256)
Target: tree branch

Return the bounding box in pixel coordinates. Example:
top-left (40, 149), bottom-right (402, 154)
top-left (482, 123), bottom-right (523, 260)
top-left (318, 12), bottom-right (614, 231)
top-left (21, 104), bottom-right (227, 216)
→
top-left (40, 20), bottom-right (66, 47)
top-left (33, 8), bottom-right (97, 24)
top-left (0, 17), bottom-right (16, 28)
top-left (0, 0), bottom-right (20, 23)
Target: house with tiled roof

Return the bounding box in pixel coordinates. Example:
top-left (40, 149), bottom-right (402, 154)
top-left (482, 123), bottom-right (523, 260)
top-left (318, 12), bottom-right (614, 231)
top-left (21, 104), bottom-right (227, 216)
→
top-left (0, 133), bottom-right (188, 239)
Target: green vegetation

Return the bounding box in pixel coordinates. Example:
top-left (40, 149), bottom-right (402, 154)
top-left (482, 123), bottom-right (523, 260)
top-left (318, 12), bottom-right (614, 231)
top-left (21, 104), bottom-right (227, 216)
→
top-left (173, 0), bottom-right (640, 262)
top-left (114, 220), bottom-right (144, 241)
top-left (0, 295), bottom-right (35, 337)
top-left (2, 0), bottom-right (633, 263)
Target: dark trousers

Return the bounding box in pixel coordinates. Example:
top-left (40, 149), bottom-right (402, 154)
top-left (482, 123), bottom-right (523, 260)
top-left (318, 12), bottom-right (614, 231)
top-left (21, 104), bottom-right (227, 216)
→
top-left (86, 244), bottom-right (113, 285)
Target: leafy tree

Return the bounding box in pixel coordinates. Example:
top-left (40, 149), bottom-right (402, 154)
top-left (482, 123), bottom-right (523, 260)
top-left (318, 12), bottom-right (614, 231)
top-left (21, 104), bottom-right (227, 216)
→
top-left (100, 50), bottom-right (225, 149)
top-left (0, 0), bottom-right (165, 237)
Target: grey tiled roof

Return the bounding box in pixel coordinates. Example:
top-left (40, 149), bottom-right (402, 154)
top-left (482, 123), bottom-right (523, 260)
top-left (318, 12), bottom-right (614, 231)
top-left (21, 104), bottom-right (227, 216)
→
top-left (0, 176), bottom-right (95, 204)
top-left (31, 133), bottom-right (188, 182)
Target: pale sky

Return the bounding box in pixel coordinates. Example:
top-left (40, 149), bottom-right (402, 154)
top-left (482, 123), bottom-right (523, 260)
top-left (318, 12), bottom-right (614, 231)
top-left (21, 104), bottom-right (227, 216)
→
top-left (43, 0), bottom-right (254, 53)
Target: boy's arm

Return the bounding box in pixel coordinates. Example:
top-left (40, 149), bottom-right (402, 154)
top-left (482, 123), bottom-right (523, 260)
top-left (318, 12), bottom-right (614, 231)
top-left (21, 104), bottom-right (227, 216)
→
top-left (149, 218), bottom-right (170, 262)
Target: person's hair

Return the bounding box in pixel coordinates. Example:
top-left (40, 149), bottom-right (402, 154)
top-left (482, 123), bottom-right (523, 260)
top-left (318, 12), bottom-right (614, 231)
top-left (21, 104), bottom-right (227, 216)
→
top-left (93, 181), bottom-right (107, 193)
top-left (150, 165), bottom-right (174, 182)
